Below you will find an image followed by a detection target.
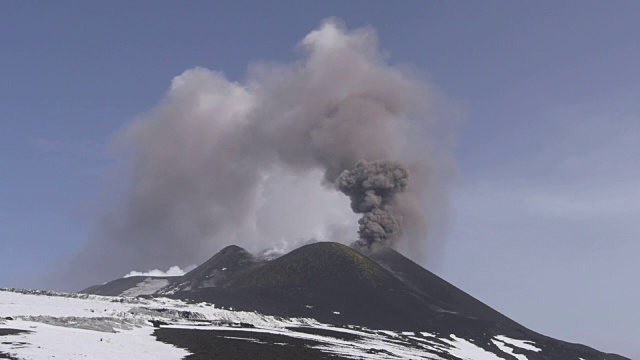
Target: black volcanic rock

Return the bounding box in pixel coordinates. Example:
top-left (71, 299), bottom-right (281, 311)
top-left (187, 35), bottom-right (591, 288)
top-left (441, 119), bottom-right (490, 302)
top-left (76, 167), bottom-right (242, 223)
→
top-left (228, 242), bottom-right (396, 290)
top-left (173, 243), bottom-right (426, 328)
top-left (172, 242), bottom-right (499, 332)
top-left (154, 328), bottom-right (343, 360)
top-left (178, 245), bottom-right (263, 290)
top-left (368, 247), bottom-right (629, 360)
top-left (369, 246), bottom-right (526, 331)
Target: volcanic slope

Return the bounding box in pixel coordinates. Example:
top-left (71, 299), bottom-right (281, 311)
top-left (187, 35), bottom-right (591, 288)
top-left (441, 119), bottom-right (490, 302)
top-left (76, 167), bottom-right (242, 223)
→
top-left (176, 242), bottom-right (438, 330)
top-left (170, 243), bottom-right (528, 335)
top-left (78, 242), bottom-right (628, 359)
top-left (162, 242), bottom-right (627, 359)
top-left (158, 245), bottom-right (264, 295)
top-left (81, 276), bottom-right (176, 297)
top-left (368, 247), bottom-right (627, 359)
top-left (369, 247), bottom-right (526, 332)
top-left (81, 245), bottom-right (262, 297)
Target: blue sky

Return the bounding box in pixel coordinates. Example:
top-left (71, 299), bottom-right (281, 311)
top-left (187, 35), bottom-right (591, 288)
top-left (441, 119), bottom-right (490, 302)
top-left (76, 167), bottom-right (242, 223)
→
top-left (1, 1), bottom-right (638, 357)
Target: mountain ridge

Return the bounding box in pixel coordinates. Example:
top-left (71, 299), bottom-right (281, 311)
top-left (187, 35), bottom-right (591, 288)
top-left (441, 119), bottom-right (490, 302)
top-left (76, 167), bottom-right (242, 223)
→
top-left (79, 242), bottom-right (628, 359)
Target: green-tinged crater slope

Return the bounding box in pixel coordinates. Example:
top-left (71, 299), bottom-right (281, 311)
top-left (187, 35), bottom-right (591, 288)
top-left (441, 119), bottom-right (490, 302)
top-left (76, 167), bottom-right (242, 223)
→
top-left (228, 242), bottom-right (390, 290)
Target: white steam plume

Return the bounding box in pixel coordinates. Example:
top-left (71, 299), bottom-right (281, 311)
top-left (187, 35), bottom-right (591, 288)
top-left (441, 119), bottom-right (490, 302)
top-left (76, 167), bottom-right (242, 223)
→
top-left (123, 265), bottom-right (196, 278)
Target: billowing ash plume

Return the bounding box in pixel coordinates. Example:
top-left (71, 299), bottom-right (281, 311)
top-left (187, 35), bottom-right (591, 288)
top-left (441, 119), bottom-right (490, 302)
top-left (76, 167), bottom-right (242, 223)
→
top-left (47, 18), bottom-right (457, 291)
top-left (337, 160), bottom-right (408, 250)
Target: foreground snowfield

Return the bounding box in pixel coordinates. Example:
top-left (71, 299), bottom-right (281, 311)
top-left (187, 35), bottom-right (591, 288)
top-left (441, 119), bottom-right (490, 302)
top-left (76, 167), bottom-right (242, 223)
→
top-left (0, 288), bottom-right (545, 359)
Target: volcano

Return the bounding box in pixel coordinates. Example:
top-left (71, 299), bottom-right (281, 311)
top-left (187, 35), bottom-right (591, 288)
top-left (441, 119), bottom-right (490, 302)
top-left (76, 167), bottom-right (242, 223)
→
top-left (73, 242), bottom-right (628, 359)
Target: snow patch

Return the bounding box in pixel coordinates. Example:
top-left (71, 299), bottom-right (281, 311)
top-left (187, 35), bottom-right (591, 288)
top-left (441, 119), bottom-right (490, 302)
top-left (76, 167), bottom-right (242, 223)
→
top-left (0, 320), bottom-right (188, 360)
top-left (494, 335), bottom-right (541, 352)
top-left (442, 335), bottom-right (507, 360)
top-left (121, 279), bottom-right (171, 297)
top-left (492, 339), bottom-right (528, 360)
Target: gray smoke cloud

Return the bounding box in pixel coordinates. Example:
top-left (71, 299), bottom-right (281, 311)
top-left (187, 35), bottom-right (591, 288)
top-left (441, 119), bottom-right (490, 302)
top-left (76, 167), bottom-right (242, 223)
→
top-left (337, 160), bottom-right (408, 251)
top-left (47, 18), bottom-right (457, 291)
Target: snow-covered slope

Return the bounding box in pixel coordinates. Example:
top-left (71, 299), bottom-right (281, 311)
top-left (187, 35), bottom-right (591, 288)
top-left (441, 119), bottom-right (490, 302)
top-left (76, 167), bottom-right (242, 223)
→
top-left (0, 288), bottom-right (564, 360)
top-left (0, 289), bottom-right (188, 360)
